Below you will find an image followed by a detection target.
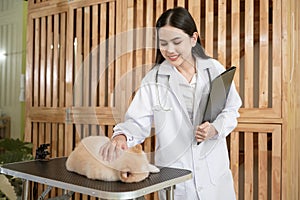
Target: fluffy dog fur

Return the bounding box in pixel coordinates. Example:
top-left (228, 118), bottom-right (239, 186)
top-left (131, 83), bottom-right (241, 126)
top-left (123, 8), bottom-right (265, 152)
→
top-left (66, 136), bottom-right (159, 183)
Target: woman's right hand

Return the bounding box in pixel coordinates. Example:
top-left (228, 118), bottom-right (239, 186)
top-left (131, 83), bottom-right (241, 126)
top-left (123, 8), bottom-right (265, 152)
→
top-left (99, 134), bottom-right (128, 162)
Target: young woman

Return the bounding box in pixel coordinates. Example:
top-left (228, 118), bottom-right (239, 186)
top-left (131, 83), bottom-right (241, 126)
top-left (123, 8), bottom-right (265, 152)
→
top-left (100, 7), bottom-right (242, 200)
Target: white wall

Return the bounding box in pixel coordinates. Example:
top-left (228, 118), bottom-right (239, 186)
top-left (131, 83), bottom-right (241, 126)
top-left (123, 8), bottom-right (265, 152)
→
top-left (0, 0), bottom-right (25, 139)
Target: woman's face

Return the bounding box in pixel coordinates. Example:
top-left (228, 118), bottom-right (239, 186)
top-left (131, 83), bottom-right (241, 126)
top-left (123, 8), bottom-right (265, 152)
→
top-left (158, 25), bottom-right (198, 68)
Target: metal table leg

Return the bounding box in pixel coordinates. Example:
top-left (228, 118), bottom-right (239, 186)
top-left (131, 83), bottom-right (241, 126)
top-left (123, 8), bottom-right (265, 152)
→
top-left (22, 179), bottom-right (29, 200)
top-left (38, 185), bottom-right (53, 199)
top-left (165, 185), bottom-right (174, 200)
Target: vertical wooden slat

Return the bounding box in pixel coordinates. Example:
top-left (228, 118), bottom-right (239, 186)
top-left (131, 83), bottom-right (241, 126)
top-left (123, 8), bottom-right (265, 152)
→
top-left (114, 0), bottom-right (123, 94)
top-left (177, 0), bottom-right (185, 7)
top-left (108, 1), bottom-right (115, 107)
top-left (115, 0), bottom-right (128, 118)
top-left (53, 14), bottom-right (59, 108)
top-left (59, 12), bottom-right (66, 109)
top-left (258, 133), bottom-right (268, 199)
top-left (244, 0), bottom-right (254, 107)
top-left (135, 0), bottom-right (144, 88)
top-left (91, 4), bottom-right (98, 107)
top-left (58, 13), bottom-right (66, 156)
top-left (166, 0), bottom-right (174, 9)
top-left (40, 17), bottom-right (46, 108)
top-left (82, 8), bottom-right (90, 175)
top-left (244, 132), bottom-right (253, 200)
top-left (294, 1), bottom-right (300, 198)
top-left (231, 0), bottom-right (240, 91)
top-left (126, 0), bottom-right (133, 106)
top-left (114, 0), bottom-right (121, 116)
top-left (145, 0), bottom-right (154, 73)
top-left (65, 7), bottom-right (74, 156)
top-left (52, 14), bottom-right (59, 159)
top-left (74, 8), bottom-right (82, 107)
top-left (281, 0), bottom-right (289, 196)
top-left (99, 3), bottom-right (107, 107)
top-left (272, 127), bottom-right (281, 200)
top-left (155, 0), bottom-right (163, 22)
top-left (33, 18), bottom-right (40, 108)
top-left (188, 0), bottom-right (201, 34)
top-left (259, 0), bottom-right (269, 107)
top-left (205, 0), bottom-right (214, 56)
top-left (272, 0), bottom-right (282, 113)
top-left (91, 4), bottom-right (98, 137)
top-left (217, 0), bottom-right (226, 66)
top-left (45, 15), bottom-right (53, 157)
top-left (230, 131), bottom-right (239, 197)
top-left (83, 6), bottom-right (90, 109)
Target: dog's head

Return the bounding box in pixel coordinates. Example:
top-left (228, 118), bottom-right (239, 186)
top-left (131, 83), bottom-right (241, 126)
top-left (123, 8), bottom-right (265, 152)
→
top-left (117, 144), bottom-right (159, 183)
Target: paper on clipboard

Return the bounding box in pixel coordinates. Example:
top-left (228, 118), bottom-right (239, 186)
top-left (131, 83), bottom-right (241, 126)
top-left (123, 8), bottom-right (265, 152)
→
top-left (202, 66), bottom-right (236, 123)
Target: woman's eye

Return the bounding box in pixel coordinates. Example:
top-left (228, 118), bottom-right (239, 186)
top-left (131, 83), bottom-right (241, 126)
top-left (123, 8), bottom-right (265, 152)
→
top-left (160, 42), bottom-right (167, 46)
top-left (173, 40), bottom-right (182, 45)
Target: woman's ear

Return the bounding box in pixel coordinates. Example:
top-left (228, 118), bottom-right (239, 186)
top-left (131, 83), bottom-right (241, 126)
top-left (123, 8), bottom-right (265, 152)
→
top-left (191, 32), bottom-right (199, 47)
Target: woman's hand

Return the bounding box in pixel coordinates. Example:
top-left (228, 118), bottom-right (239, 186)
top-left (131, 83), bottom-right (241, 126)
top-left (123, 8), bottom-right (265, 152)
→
top-left (195, 122), bottom-right (218, 143)
top-left (99, 134), bottom-right (128, 162)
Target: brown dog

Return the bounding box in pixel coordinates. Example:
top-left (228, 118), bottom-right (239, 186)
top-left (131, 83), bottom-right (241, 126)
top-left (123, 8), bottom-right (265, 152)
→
top-left (66, 136), bottom-right (159, 183)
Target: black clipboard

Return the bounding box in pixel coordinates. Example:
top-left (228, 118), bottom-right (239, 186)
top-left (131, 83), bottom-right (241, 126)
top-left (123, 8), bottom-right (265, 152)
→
top-left (202, 66), bottom-right (236, 123)
top-left (197, 66), bottom-right (236, 145)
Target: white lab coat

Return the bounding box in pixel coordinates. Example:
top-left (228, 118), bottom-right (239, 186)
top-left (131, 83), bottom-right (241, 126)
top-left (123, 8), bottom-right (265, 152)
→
top-left (113, 57), bottom-right (242, 200)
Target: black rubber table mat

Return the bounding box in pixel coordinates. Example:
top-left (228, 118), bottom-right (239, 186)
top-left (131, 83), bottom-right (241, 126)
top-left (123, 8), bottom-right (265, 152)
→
top-left (0, 157), bottom-right (192, 199)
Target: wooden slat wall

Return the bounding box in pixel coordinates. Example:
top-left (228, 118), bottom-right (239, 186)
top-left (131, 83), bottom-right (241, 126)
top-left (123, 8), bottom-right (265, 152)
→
top-left (25, 0), bottom-right (300, 200)
top-left (26, 1), bottom-right (119, 199)
top-left (281, 0), bottom-right (300, 199)
top-left (230, 124), bottom-right (282, 200)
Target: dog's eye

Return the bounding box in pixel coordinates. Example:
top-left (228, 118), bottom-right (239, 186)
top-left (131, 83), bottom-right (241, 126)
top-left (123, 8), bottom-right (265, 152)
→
top-left (121, 171), bottom-right (132, 179)
top-left (126, 171), bottom-right (132, 177)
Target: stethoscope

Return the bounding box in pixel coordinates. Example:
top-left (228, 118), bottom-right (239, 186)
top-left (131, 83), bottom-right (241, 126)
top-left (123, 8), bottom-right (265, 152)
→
top-left (154, 66), bottom-right (220, 157)
top-left (154, 66), bottom-right (212, 112)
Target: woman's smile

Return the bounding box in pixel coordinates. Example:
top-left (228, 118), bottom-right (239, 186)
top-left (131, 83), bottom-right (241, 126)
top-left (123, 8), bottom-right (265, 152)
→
top-left (167, 54), bottom-right (180, 61)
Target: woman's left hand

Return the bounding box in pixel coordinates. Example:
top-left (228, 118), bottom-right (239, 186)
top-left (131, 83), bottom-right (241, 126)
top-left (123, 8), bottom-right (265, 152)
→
top-left (195, 122), bottom-right (217, 142)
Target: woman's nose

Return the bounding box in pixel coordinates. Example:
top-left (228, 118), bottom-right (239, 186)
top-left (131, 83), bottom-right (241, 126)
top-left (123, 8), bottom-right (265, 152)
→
top-left (166, 43), bottom-right (175, 53)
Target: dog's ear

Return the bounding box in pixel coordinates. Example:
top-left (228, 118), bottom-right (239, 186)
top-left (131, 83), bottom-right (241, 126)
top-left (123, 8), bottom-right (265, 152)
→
top-left (130, 144), bottom-right (143, 153)
top-left (148, 164), bottom-right (160, 173)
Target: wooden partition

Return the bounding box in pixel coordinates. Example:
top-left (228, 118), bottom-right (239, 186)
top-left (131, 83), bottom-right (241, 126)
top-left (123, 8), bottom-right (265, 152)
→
top-left (229, 124), bottom-right (281, 200)
top-left (25, 0), bottom-right (298, 199)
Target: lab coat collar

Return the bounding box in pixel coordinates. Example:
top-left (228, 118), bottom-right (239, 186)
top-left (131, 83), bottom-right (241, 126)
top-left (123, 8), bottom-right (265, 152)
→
top-left (193, 58), bottom-right (215, 125)
top-left (156, 58), bottom-right (213, 76)
top-left (156, 58), bottom-right (215, 126)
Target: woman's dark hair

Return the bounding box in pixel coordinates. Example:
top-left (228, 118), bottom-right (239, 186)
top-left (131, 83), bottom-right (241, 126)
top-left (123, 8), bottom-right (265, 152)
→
top-left (155, 7), bottom-right (209, 64)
